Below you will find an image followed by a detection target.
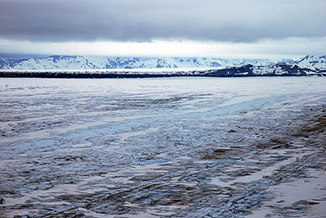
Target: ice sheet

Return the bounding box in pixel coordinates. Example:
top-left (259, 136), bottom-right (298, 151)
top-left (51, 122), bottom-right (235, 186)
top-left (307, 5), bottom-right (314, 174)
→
top-left (1, 77), bottom-right (326, 217)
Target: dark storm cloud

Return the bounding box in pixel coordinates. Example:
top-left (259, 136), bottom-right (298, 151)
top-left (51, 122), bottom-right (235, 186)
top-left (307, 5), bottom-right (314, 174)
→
top-left (1, 0), bottom-right (325, 43)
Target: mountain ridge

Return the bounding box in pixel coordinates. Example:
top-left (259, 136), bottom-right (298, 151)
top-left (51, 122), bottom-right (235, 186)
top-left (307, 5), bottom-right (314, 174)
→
top-left (0, 55), bottom-right (325, 78)
top-left (0, 55), bottom-right (279, 70)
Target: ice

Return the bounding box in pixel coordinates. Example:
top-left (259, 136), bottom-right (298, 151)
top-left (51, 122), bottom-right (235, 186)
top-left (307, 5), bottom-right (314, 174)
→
top-left (0, 77), bottom-right (326, 217)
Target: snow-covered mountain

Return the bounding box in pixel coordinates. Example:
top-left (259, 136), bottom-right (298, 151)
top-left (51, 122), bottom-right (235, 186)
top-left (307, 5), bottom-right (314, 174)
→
top-left (1, 55), bottom-right (325, 77)
top-left (0, 55), bottom-right (275, 70)
top-left (294, 55), bottom-right (326, 71)
top-left (0, 63), bottom-right (318, 78)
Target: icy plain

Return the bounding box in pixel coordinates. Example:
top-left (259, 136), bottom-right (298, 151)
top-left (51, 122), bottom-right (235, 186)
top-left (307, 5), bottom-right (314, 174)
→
top-left (0, 77), bottom-right (326, 217)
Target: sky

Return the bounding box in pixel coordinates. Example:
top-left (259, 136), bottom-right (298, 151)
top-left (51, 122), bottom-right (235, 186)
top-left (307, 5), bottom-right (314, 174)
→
top-left (0, 0), bottom-right (325, 60)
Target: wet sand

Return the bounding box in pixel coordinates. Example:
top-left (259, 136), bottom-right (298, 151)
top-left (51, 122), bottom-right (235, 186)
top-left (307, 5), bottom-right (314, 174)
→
top-left (0, 77), bottom-right (326, 217)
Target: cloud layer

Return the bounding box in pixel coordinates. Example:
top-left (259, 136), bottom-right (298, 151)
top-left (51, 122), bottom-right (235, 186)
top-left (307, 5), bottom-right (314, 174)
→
top-left (2, 37), bottom-right (325, 60)
top-left (1, 0), bottom-right (325, 43)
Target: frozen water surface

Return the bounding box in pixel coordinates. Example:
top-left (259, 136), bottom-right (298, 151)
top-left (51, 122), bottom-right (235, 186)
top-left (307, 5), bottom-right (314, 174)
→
top-left (0, 77), bottom-right (326, 217)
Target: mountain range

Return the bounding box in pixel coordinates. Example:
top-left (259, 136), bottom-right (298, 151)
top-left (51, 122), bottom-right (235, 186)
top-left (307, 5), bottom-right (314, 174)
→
top-left (0, 55), bottom-right (325, 78)
top-left (0, 55), bottom-right (325, 71)
top-left (0, 56), bottom-right (274, 70)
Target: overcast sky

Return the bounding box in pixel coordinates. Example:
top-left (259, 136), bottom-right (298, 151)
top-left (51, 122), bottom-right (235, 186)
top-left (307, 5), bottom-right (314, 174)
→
top-left (1, 0), bottom-right (325, 60)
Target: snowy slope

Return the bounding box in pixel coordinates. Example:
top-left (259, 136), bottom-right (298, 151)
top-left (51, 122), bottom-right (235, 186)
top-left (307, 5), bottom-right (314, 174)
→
top-left (294, 55), bottom-right (326, 71)
top-left (0, 58), bottom-right (8, 68)
top-left (202, 64), bottom-right (311, 77)
top-left (1, 55), bottom-right (325, 72)
top-left (1, 63), bottom-right (319, 78)
top-left (0, 56), bottom-right (274, 70)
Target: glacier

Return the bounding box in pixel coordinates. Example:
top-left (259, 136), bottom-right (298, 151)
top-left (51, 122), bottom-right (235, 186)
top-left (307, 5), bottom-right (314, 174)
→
top-left (1, 77), bottom-right (326, 217)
